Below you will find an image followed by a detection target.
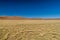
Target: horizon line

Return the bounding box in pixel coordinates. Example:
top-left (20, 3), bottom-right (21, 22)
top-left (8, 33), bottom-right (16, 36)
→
top-left (0, 16), bottom-right (60, 19)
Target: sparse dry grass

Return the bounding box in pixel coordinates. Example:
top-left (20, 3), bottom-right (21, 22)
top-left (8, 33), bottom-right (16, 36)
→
top-left (0, 20), bottom-right (60, 40)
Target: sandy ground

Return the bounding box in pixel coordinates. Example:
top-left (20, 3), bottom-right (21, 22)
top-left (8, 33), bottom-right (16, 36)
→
top-left (0, 20), bottom-right (60, 40)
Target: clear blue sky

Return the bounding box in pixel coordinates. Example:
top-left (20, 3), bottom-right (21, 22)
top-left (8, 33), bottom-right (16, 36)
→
top-left (0, 0), bottom-right (60, 18)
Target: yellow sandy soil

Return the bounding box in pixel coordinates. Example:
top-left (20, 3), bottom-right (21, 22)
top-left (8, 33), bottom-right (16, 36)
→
top-left (0, 20), bottom-right (60, 40)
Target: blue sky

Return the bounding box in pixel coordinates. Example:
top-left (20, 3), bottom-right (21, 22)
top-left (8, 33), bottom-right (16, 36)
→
top-left (0, 0), bottom-right (60, 18)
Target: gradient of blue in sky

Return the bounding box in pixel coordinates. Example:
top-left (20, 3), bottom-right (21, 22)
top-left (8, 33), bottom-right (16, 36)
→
top-left (0, 0), bottom-right (60, 18)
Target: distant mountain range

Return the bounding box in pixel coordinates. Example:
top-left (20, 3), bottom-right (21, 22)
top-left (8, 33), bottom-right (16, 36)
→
top-left (0, 16), bottom-right (60, 20)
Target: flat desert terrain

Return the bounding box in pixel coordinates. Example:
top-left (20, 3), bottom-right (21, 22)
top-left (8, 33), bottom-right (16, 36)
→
top-left (0, 20), bottom-right (60, 40)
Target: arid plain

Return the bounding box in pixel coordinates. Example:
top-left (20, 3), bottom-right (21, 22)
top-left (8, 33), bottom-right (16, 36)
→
top-left (0, 18), bottom-right (60, 40)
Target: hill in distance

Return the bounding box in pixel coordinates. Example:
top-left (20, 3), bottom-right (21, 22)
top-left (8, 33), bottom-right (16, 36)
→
top-left (0, 16), bottom-right (60, 20)
top-left (0, 16), bottom-right (27, 20)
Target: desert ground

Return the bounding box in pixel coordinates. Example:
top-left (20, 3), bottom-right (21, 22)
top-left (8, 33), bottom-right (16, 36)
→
top-left (0, 20), bottom-right (60, 40)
